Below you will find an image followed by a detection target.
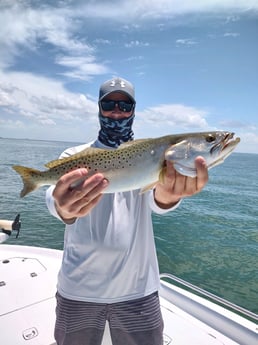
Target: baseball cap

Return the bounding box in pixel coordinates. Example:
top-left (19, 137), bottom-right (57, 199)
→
top-left (99, 77), bottom-right (135, 103)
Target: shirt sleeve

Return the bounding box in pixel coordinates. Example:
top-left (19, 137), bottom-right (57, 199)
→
top-left (45, 185), bottom-right (64, 222)
top-left (148, 190), bottom-right (182, 214)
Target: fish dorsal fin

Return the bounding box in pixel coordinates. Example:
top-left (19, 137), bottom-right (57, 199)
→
top-left (119, 138), bottom-right (150, 149)
top-left (44, 147), bottom-right (105, 169)
top-left (140, 181), bottom-right (157, 194)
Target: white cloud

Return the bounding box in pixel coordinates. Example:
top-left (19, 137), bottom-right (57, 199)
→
top-left (125, 41), bottom-right (150, 48)
top-left (94, 38), bottom-right (112, 45)
top-left (176, 38), bottom-right (198, 46)
top-left (219, 119), bottom-right (256, 131)
top-left (125, 56), bottom-right (144, 62)
top-left (236, 131), bottom-right (258, 153)
top-left (0, 118), bottom-right (23, 127)
top-left (223, 32), bottom-right (240, 37)
top-left (137, 104), bottom-right (209, 130)
top-left (0, 90), bottom-right (15, 106)
top-left (56, 55), bottom-right (110, 80)
top-left (73, 1), bottom-right (258, 20)
top-left (0, 70), bottom-right (98, 127)
top-left (0, 2), bottom-right (95, 70)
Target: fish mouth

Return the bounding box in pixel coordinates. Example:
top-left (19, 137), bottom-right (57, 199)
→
top-left (211, 132), bottom-right (240, 155)
top-left (222, 132), bottom-right (240, 151)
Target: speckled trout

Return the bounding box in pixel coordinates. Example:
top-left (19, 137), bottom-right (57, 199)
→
top-left (13, 131), bottom-right (240, 197)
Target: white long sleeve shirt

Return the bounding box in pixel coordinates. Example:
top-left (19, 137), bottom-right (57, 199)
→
top-left (46, 139), bottom-right (180, 303)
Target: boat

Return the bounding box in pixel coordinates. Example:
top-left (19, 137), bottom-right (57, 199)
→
top-left (0, 221), bottom-right (257, 344)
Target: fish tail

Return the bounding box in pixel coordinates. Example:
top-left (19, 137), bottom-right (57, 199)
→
top-left (12, 165), bottom-right (41, 197)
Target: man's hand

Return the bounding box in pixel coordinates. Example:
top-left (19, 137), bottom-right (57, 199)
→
top-left (53, 168), bottom-right (109, 224)
top-left (154, 156), bottom-right (208, 209)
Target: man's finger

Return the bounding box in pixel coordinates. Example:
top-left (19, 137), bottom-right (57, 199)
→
top-left (56, 168), bottom-right (89, 193)
top-left (195, 156), bottom-right (208, 191)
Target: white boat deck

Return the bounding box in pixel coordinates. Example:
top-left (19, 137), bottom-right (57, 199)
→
top-left (0, 245), bottom-right (257, 345)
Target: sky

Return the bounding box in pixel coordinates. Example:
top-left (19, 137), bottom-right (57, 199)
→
top-left (0, 0), bottom-right (257, 153)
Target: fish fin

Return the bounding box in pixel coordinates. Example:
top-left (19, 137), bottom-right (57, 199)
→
top-left (119, 138), bottom-right (149, 149)
top-left (140, 181), bottom-right (158, 194)
top-left (140, 167), bottom-right (167, 193)
top-left (165, 140), bottom-right (188, 161)
top-left (173, 163), bottom-right (197, 177)
top-left (12, 165), bottom-right (41, 197)
top-left (45, 159), bottom-right (62, 169)
top-left (45, 147), bottom-right (104, 169)
top-left (165, 141), bottom-right (198, 177)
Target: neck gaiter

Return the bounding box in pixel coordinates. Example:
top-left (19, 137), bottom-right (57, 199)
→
top-left (98, 113), bottom-right (135, 147)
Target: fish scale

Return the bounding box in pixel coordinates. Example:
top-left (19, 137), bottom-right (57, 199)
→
top-left (12, 131), bottom-right (240, 197)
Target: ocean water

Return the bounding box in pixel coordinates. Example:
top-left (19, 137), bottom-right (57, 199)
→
top-left (1, 138), bottom-right (258, 314)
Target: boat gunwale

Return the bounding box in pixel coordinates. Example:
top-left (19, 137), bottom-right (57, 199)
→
top-left (160, 273), bottom-right (258, 323)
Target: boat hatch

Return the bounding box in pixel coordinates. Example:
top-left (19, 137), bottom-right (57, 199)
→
top-left (0, 256), bottom-right (46, 285)
top-left (0, 255), bottom-right (56, 316)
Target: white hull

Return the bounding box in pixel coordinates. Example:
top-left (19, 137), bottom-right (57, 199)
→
top-left (0, 245), bottom-right (257, 345)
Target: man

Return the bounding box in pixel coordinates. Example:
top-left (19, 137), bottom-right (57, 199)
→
top-left (46, 77), bottom-right (208, 345)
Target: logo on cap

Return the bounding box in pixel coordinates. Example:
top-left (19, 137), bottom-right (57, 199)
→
top-left (110, 79), bottom-right (126, 88)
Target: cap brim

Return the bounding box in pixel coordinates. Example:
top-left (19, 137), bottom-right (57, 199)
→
top-left (99, 90), bottom-right (135, 103)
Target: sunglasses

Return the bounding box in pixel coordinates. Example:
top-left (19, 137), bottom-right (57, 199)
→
top-left (100, 100), bottom-right (135, 112)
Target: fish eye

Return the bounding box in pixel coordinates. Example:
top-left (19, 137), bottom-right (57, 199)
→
top-left (206, 134), bottom-right (216, 143)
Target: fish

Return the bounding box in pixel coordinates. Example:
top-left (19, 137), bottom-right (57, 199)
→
top-left (12, 131), bottom-right (240, 197)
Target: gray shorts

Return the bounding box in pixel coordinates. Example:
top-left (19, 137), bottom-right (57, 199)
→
top-left (55, 291), bottom-right (164, 345)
